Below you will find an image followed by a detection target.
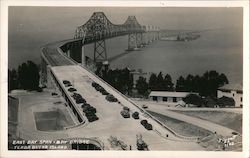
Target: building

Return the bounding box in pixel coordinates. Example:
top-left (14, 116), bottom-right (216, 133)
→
top-left (217, 84), bottom-right (243, 108)
top-left (149, 91), bottom-right (196, 104)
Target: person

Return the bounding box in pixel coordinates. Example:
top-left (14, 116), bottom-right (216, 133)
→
top-left (129, 145), bottom-right (132, 150)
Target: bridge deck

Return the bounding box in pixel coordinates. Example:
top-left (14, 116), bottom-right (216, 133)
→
top-left (42, 39), bottom-right (78, 66)
top-left (40, 39), bottom-right (203, 150)
top-left (51, 65), bottom-right (202, 150)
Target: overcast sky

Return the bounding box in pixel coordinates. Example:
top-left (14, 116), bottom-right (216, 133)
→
top-left (8, 7), bottom-right (243, 69)
top-left (9, 7), bottom-right (242, 31)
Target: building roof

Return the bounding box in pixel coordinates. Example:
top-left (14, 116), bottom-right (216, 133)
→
top-left (149, 91), bottom-right (196, 98)
top-left (218, 84), bottom-right (243, 91)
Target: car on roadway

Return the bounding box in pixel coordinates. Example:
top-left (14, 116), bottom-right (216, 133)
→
top-left (68, 87), bottom-right (77, 92)
top-left (106, 94), bottom-right (118, 102)
top-left (132, 112), bottom-right (139, 119)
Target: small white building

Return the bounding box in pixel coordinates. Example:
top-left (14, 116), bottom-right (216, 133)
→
top-left (149, 91), bottom-right (196, 103)
top-left (217, 84), bottom-right (243, 108)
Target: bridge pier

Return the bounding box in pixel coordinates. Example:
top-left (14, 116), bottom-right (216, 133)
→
top-left (128, 33), bottom-right (137, 50)
top-left (136, 33), bottom-right (143, 48)
top-left (94, 39), bottom-right (107, 63)
top-left (81, 44), bottom-right (85, 66)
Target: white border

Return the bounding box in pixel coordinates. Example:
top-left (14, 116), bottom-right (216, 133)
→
top-left (1, 1), bottom-right (249, 158)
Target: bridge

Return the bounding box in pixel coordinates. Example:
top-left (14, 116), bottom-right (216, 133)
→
top-left (38, 12), bottom-right (209, 150)
top-left (61, 12), bottom-right (160, 65)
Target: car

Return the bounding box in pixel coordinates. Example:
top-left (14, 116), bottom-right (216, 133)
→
top-left (120, 110), bottom-right (130, 118)
top-left (123, 106), bottom-right (130, 111)
top-left (106, 94), bottom-right (118, 102)
top-left (63, 80), bottom-right (70, 84)
top-left (100, 89), bottom-right (109, 95)
top-left (75, 98), bottom-right (86, 104)
top-left (132, 112), bottom-right (139, 119)
top-left (68, 87), bottom-right (77, 92)
top-left (65, 83), bottom-right (72, 87)
top-left (51, 92), bottom-right (58, 96)
top-left (140, 120), bottom-right (148, 126)
top-left (83, 106), bottom-right (96, 113)
top-left (86, 114), bottom-right (99, 122)
top-left (92, 82), bottom-right (99, 87)
top-left (72, 93), bottom-right (82, 99)
top-left (81, 103), bottom-right (91, 108)
top-left (142, 104), bottom-right (148, 109)
top-left (144, 123), bottom-right (153, 130)
top-left (95, 86), bottom-right (104, 91)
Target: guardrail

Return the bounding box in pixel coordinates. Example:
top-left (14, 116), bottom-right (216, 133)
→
top-left (46, 39), bottom-right (199, 142)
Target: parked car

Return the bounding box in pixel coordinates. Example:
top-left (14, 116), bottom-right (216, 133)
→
top-left (68, 87), bottom-right (77, 92)
top-left (63, 80), bottom-right (70, 84)
top-left (140, 120), bottom-right (152, 130)
top-left (64, 83), bottom-right (72, 87)
top-left (132, 112), bottom-right (139, 119)
top-left (142, 104), bottom-right (148, 109)
top-left (123, 106), bottom-right (130, 111)
top-left (106, 94), bottom-right (118, 102)
top-left (51, 92), bottom-right (58, 96)
top-left (92, 82), bottom-right (99, 88)
top-left (72, 93), bottom-right (82, 99)
top-left (100, 89), bottom-right (109, 95)
top-left (140, 120), bottom-right (148, 126)
top-left (81, 103), bottom-right (91, 108)
top-left (144, 123), bottom-right (153, 130)
top-left (75, 97), bottom-right (86, 104)
top-left (120, 110), bottom-right (130, 118)
top-left (86, 113), bottom-right (99, 122)
top-left (83, 106), bottom-right (96, 114)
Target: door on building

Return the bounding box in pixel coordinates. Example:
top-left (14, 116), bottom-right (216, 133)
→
top-left (173, 97), bottom-right (177, 102)
top-left (152, 96), bottom-right (158, 101)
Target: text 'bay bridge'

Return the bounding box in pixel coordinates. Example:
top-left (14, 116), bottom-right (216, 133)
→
top-left (61, 12), bottom-right (161, 65)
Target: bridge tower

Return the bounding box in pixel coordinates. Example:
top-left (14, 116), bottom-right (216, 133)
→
top-left (91, 12), bottom-right (108, 63)
top-left (124, 16), bottom-right (144, 51)
top-left (136, 33), bottom-right (143, 48)
top-left (128, 33), bottom-right (137, 50)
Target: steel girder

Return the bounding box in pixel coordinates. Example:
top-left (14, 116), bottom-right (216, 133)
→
top-left (74, 12), bottom-right (146, 62)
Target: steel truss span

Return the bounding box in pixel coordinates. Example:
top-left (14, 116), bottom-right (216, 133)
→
top-left (74, 12), bottom-right (159, 62)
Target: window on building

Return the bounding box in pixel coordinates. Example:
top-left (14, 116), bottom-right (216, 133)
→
top-left (237, 90), bottom-right (243, 94)
top-left (163, 97), bottom-right (168, 102)
top-left (173, 97), bottom-right (177, 102)
top-left (152, 96), bottom-right (158, 101)
top-left (241, 97), bottom-right (242, 102)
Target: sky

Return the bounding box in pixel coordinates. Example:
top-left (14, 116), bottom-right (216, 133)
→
top-left (8, 7), bottom-right (243, 69)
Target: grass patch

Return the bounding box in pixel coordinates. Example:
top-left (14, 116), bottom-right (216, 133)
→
top-left (147, 110), bottom-right (212, 137)
top-left (171, 110), bottom-right (242, 134)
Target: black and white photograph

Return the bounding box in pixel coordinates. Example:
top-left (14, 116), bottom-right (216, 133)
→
top-left (1, 1), bottom-right (249, 158)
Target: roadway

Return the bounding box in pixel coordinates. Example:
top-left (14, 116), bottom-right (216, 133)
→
top-left (51, 65), bottom-right (202, 150)
top-left (37, 37), bottom-right (218, 150)
top-left (134, 101), bottom-right (238, 137)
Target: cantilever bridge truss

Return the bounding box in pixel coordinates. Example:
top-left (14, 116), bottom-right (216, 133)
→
top-left (74, 12), bottom-right (159, 63)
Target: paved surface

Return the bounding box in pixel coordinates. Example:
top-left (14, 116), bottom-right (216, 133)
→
top-left (41, 39), bottom-right (78, 66)
top-left (133, 99), bottom-right (242, 114)
top-left (134, 101), bottom-right (237, 137)
top-left (11, 90), bottom-right (70, 140)
top-left (14, 38), bottom-right (208, 150)
top-left (51, 65), bottom-right (203, 150)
